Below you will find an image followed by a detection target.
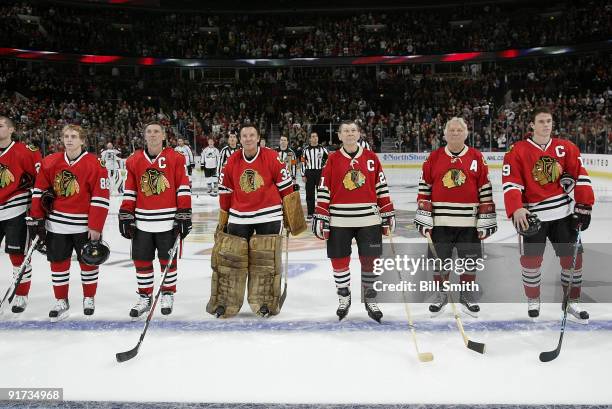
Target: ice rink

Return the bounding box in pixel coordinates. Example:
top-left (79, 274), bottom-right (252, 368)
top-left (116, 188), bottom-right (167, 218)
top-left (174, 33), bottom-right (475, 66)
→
top-left (1, 167), bottom-right (612, 408)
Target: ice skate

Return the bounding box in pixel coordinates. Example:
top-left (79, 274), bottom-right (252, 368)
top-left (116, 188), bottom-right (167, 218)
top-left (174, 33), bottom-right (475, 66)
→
top-left (429, 291), bottom-right (448, 317)
top-left (129, 294), bottom-right (151, 319)
top-left (336, 287), bottom-right (351, 321)
top-left (460, 291), bottom-right (480, 318)
top-left (83, 297), bottom-right (95, 316)
top-left (49, 299), bottom-right (70, 322)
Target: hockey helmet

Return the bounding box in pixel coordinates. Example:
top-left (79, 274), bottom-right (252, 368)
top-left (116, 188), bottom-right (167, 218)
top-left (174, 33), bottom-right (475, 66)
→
top-left (80, 240), bottom-right (110, 266)
top-left (518, 214), bottom-right (541, 237)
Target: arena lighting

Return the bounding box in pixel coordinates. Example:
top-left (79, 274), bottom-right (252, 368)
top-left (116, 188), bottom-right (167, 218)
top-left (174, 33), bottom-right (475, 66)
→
top-left (0, 40), bottom-right (610, 67)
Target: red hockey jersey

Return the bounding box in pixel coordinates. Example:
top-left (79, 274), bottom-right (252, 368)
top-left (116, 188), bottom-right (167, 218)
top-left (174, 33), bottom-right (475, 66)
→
top-left (502, 138), bottom-right (594, 221)
top-left (316, 146), bottom-right (393, 228)
top-left (0, 141), bottom-right (42, 221)
top-left (417, 146), bottom-right (492, 227)
top-left (120, 148), bottom-right (191, 233)
top-left (219, 147), bottom-right (293, 225)
top-left (31, 151), bottom-right (110, 234)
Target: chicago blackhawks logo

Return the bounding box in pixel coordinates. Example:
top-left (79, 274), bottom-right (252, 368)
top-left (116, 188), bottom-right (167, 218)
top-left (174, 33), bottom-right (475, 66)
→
top-left (26, 144), bottom-right (39, 152)
top-left (140, 168), bottom-right (170, 196)
top-left (0, 164), bottom-right (15, 189)
top-left (342, 169), bottom-right (366, 191)
top-left (239, 169), bottom-right (264, 193)
top-left (442, 169), bottom-right (466, 188)
top-left (53, 170), bottom-right (80, 197)
top-left (532, 156), bottom-right (562, 185)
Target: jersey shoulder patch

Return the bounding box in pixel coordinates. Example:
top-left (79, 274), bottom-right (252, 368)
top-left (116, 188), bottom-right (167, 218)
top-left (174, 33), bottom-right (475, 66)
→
top-left (27, 144), bottom-right (39, 152)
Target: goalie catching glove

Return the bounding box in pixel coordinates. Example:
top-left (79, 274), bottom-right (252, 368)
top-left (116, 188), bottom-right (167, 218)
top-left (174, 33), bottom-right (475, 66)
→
top-left (476, 202), bottom-right (497, 239)
top-left (414, 200), bottom-right (433, 237)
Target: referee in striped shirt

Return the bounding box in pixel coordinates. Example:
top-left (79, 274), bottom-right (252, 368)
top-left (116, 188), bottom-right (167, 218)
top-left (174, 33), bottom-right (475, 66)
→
top-left (216, 132), bottom-right (240, 176)
top-left (301, 132), bottom-right (328, 219)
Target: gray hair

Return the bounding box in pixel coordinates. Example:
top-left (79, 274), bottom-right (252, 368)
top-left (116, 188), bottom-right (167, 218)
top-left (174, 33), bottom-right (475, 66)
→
top-left (443, 117), bottom-right (468, 136)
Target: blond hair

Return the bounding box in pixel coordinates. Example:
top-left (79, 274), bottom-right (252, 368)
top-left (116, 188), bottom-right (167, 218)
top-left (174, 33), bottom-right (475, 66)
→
top-left (62, 124), bottom-right (87, 144)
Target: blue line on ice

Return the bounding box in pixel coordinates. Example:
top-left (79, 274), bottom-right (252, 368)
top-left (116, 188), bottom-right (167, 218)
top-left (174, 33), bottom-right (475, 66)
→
top-left (0, 319), bottom-right (610, 332)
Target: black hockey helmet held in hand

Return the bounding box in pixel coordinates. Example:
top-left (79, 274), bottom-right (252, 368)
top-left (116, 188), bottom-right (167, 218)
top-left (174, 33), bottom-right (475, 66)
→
top-left (519, 214), bottom-right (541, 237)
top-left (80, 240), bottom-right (110, 266)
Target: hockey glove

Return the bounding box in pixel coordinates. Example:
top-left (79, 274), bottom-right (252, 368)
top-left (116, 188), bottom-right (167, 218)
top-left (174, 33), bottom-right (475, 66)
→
top-left (312, 213), bottom-right (330, 240)
top-left (414, 200), bottom-right (433, 237)
top-left (381, 211), bottom-right (396, 236)
top-left (573, 203), bottom-right (591, 231)
top-left (560, 172), bottom-right (576, 194)
top-left (118, 210), bottom-right (136, 240)
top-left (25, 217), bottom-right (46, 248)
top-left (476, 202), bottom-right (497, 239)
top-left (174, 208), bottom-right (192, 239)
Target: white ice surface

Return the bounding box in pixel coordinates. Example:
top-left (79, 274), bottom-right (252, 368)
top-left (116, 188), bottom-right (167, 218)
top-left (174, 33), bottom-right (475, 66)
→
top-left (1, 168), bottom-right (611, 405)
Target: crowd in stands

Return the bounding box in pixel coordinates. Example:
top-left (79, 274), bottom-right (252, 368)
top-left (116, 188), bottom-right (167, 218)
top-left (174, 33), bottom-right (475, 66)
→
top-left (1, 52), bottom-right (610, 156)
top-left (1, 1), bottom-right (610, 59)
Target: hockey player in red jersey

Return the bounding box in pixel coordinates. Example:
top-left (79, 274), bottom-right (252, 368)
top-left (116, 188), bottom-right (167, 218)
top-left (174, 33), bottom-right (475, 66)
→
top-left (502, 106), bottom-right (594, 322)
top-left (29, 125), bottom-right (110, 321)
top-left (415, 117), bottom-right (496, 317)
top-left (0, 116), bottom-right (42, 314)
top-left (206, 124), bottom-right (301, 319)
top-left (313, 120), bottom-right (395, 323)
top-left (119, 122), bottom-right (192, 319)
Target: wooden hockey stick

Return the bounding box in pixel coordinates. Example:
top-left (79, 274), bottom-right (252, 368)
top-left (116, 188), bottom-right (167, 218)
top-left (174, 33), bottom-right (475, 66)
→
top-left (425, 232), bottom-right (485, 354)
top-left (388, 232), bottom-right (433, 362)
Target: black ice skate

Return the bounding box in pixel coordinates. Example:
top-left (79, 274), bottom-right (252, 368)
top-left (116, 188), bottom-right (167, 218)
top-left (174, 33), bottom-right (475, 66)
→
top-left (429, 291), bottom-right (448, 317)
top-left (364, 288), bottom-right (382, 323)
top-left (336, 287), bottom-right (351, 321)
top-left (459, 291), bottom-right (480, 318)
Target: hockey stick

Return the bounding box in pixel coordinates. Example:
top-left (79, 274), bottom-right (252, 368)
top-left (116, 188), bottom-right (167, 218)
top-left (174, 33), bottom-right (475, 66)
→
top-left (539, 227), bottom-right (582, 363)
top-left (279, 228), bottom-right (289, 309)
top-left (388, 232), bottom-right (433, 362)
top-left (116, 235), bottom-right (181, 363)
top-left (0, 236), bottom-right (39, 313)
top-left (425, 232), bottom-right (486, 354)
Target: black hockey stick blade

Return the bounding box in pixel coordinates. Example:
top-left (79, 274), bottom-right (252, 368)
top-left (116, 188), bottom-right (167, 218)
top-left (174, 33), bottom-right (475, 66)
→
top-left (539, 334), bottom-right (564, 362)
top-left (116, 342), bottom-right (141, 363)
top-left (539, 348), bottom-right (560, 363)
top-left (467, 340), bottom-right (486, 354)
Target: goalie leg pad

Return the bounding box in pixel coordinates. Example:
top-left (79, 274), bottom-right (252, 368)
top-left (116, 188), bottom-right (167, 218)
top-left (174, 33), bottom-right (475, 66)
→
top-left (247, 234), bottom-right (283, 316)
top-left (283, 190), bottom-right (307, 236)
top-left (206, 231), bottom-right (249, 318)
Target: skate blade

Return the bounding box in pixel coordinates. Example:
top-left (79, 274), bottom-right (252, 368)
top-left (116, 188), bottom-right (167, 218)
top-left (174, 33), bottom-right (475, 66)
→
top-left (568, 315), bottom-right (589, 325)
top-left (529, 316), bottom-right (539, 323)
top-left (429, 305), bottom-right (447, 318)
top-left (50, 312), bottom-right (70, 323)
top-left (460, 305), bottom-right (479, 318)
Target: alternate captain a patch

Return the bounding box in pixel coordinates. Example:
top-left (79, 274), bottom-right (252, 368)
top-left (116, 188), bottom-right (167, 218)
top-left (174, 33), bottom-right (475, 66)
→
top-left (239, 169), bottom-right (264, 193)
top-left (141, 168), bottom-right (170, 196)
top-left (532, 156), bottom-right (562, 185)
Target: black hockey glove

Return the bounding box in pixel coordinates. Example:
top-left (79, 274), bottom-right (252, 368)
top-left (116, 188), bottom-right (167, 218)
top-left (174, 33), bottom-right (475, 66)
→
top-left (174, 208), bottom-right (192, 239)
top-left (118, 210), bottom-right (136, 239)
top-left (572, 204), bottom-right (591, 231)
top-left (25, 217), bottom-right (46, 249)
